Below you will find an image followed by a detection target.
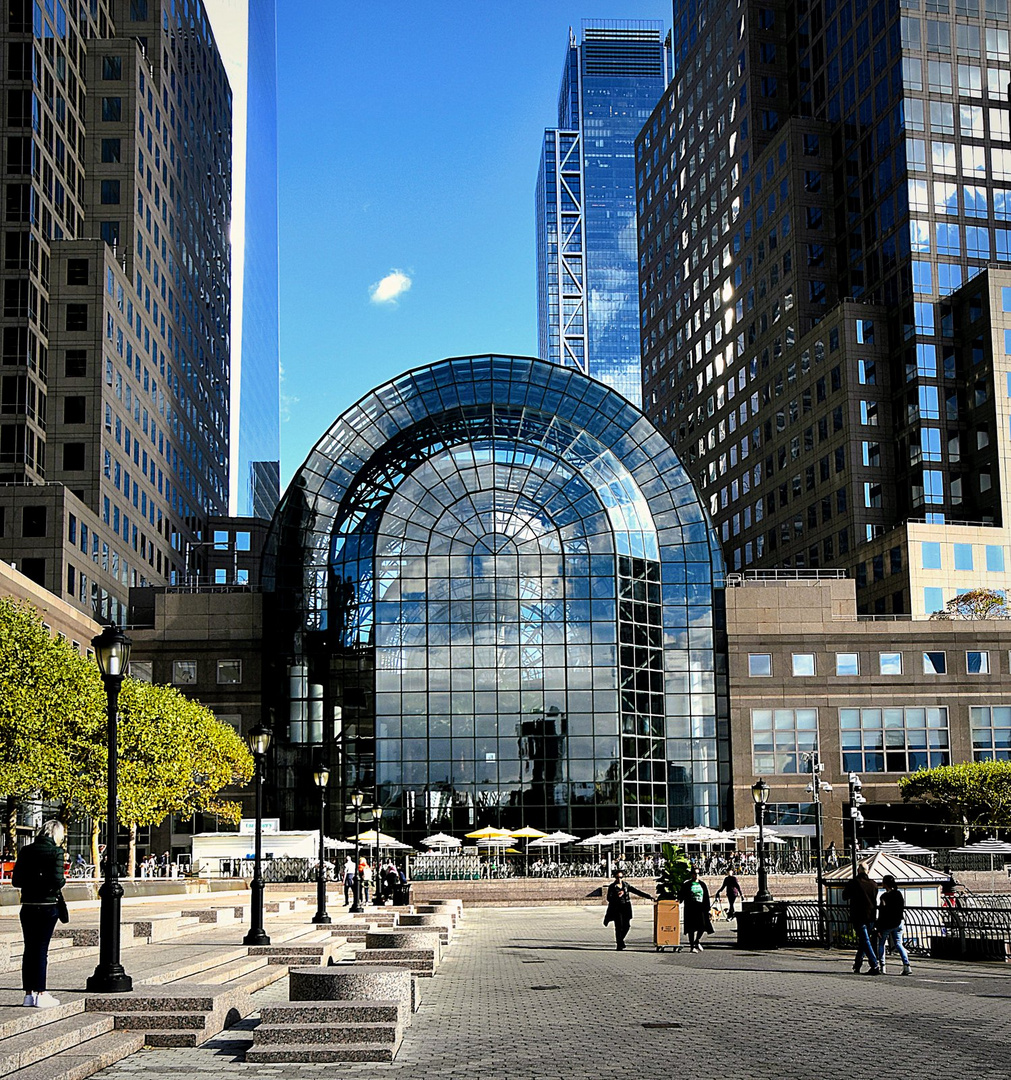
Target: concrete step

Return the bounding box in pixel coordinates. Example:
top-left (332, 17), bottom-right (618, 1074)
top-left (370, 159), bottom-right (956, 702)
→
top-left (113, 1011), bottom-right (208, 1031)
top-left (179, 907), bottom-right (241, 924)
top-left (245, 1042), bottom-right (398, 1064)
top-left (0, 1031), bottom-right (144, 1080)
top-left (351, 952), bottom-right (436, 976)
top-left (130, 916), bottom-right (202, 942)
top-left (0, 1000), bottom-right (85, 1043)
top-left (254, 1021), bottom-right (400, 1045)
top-left (0, 1013), bottom-right (114, 1077)
top-left (259, 1001), bottom-right (401, 1026)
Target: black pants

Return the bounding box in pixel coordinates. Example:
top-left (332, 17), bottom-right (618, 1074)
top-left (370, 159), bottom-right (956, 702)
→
top-left (613, 914), bottom-right (631, 948)
top-left (20, 905), bottom-right (59, 992)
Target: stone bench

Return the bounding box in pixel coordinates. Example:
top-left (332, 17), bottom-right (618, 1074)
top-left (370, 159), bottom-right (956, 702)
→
top-left (247, 1000), bottom-right (405, 1064)
top-left (290, 963), bottom-right (420, 1016)
top-left (396, 913), bottom-right (452, 944)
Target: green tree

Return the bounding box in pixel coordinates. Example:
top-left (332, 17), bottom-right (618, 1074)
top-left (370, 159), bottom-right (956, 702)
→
top-left (74, 678), bottom-right (253, 874)
top-left (0, 598), bottom-right (105, 853)
top-left (655, 842), bottom-right (692, 899)
top-left (898, 760), bottom-right (1011, 834)
top-left (928, 588), bottom-right (1011, 620)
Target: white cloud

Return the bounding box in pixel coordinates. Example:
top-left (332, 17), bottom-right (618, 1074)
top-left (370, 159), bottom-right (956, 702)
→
top-left (369, 270), bottom-right (412, 305)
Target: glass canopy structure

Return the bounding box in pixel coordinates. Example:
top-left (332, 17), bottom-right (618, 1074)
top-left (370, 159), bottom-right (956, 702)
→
top-left (263, 356), bottom-right (727, 838)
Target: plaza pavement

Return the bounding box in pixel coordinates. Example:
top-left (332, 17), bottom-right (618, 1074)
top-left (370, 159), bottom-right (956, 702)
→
top-left (91, 904), bottom-right (1011, 1080)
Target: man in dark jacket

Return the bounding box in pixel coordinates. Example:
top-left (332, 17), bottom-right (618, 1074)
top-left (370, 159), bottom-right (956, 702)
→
top-left (603, 869), bottom-right (654, 950)
top-left (875, 874), bottom-right (912, 975)
top-left (714, 871), bottom-right (743, 919)
top-left (842, 867), bottom-right (880, 975)
top-left (12, 820), bottom-right (66, 1007)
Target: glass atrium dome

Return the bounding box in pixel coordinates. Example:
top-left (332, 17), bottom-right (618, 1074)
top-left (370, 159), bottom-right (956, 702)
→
top-left (263, 355), bottom-right (726, 838)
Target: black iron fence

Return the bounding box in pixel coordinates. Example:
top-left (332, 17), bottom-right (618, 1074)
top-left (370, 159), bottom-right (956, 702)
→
top-left (785, 898), bottom-right (1011, 957)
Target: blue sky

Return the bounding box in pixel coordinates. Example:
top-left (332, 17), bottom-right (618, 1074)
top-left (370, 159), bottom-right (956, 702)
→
top-left (274, 1), bottom-right (670, 486)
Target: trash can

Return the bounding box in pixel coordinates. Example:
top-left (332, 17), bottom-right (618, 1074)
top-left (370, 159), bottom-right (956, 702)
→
top-left (734, 900), bottom-right (788, 949)
top-left (393, 882), bottom-right (412, 906)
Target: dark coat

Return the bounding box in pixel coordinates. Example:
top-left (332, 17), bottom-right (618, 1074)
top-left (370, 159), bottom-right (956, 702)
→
top-left (876, 889), bottom-right (905, 931)
top-left (842, 874), bottom-right (878, 925)
top-left (678, 878), bottom-right (712, 932)
top-left (603, 879), bottom-right (651, 926)
top-left (12, 836), bottom-right (65, 905)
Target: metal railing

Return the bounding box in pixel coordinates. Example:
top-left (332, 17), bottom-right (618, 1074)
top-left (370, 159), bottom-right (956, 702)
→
top-left (785, 900), bottom-right (1011, 956)
top-left (725, 569), bottom-right (848, 586)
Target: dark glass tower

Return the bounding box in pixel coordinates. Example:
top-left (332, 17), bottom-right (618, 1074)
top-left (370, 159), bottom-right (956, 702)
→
top-left (638, 0), bottom-right (1011, 616)
top-left (537, 21), bottom-right (669, 407)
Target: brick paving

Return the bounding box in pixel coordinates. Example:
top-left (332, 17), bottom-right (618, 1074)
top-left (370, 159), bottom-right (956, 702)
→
top-left (94, 905), bottom-right (1011, 1079)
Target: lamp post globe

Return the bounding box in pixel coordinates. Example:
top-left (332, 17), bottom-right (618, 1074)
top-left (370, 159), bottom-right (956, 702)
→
top-left (312, 764), bottom-right (331, 924)
top-left (86, 624), bottom-right (133, 993)
top-left (349, 788), bottom-right (364, 913)
top-left (752, 777), bottom-right (774, 904)
top-left (243, 723), bottom-right (273, 946)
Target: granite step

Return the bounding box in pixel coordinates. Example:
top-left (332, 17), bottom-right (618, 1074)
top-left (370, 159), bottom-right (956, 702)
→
top-left (0, 1000), bottom-right (85, 1043)
top-left (0, 1013), bottom-right (115, 1077)
top-left (112, 1011), bottom-right (208, 1031)
top-left (0, 1031), bottom-right (144, 1080)
top-left (254, 1021), bottom-right (401, 1045)
top-left (179, 907), bottom-right (241, 924)
top-left (245, 1042), bottom-right (399, 1064)
top-left (259, 1001), bottom-right (401, 1026)
top-left (350, 952), bottom-right (437, 976)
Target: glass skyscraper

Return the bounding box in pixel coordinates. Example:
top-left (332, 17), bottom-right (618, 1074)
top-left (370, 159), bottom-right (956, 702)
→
top-left (536, 22), bottom-right (669, 407)
top-left (204, 0), bottom-right (280, 519)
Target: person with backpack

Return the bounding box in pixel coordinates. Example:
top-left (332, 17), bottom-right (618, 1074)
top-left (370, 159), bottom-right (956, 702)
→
top-left (678, 868), bottom-right (713, 952)
top-left (12, 820), bottom-right (67, 1008)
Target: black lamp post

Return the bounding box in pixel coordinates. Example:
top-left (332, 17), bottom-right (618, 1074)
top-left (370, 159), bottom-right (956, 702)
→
top-left (312, 763), bottom-right (331, 925)
top-left (349, 787), bottom-right (364, 913)
top-left (752, 778), bottom-right (773, 903)
top-left (87, 624), bottom-right (133, 993)
top-left (243, 723), bottom-right (272, 946)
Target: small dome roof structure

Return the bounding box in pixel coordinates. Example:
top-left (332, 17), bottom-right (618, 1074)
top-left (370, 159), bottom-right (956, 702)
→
top-left (823, 850), bottom-right (950, 885)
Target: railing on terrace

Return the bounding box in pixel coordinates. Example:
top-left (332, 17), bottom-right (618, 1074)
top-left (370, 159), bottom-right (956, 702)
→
top-left (786, 899), bottom-right (1011, 956)
top-left (725, 569), bottom-right (848, 586)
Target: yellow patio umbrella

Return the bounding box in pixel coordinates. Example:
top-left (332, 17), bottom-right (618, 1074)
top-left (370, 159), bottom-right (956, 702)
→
top-left (509, 826), bottom-right (548, 839)
top-left (465, 826), bottom-right (512, 840)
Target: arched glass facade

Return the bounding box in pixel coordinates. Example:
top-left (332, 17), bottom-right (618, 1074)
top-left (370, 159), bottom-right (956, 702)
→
top-left (263, 356), bottom-right (727, 838)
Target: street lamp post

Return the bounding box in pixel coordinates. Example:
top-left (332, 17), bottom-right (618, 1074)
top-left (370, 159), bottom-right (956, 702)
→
top-left (87, 624), bottom-right (133, 993)
top-left (804, 750), bottom-right (832, 946)
top-left (752, 778), bottom-right (773, 904)
top-left (243, 723), bottom-right (272, 946)
top-left (349, 788), bottom-right (364, 914)
top-left (312, 764), bottom-right (331, 925)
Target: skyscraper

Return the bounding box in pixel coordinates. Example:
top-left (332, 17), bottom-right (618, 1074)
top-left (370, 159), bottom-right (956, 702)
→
top-left (536, 21), bottom-right (668, 407)
top-left (638, 0), bottom-right (1011, 615)
top-left (202, 0), bottom-right (280, 520)
top-left (0, 0), bottom-right (231, 621)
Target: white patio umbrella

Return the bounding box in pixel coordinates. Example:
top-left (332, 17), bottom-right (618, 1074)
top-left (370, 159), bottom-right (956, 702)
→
top-left (420, 832), bottom-right (462, 850)
top-left (861, 838), bottom-right (935, 858)
top-left (577, 833), bottom-right (617, 847)
top-left (323, 837), bottom-right (355, 851)
top-left (950, 837), bottom-right (1011, 893)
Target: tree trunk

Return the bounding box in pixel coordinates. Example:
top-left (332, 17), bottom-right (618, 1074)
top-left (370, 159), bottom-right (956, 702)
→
top-left (90, 820), bottom-right (101, 880)
top-left (4, 795), bottom-right (17, 857)
top-left (127, 822), bottom-right (137, 878)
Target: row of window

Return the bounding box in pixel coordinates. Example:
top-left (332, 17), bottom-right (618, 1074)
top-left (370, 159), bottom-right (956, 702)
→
top-left (747, 649), bottom-right (1001, 676)
top-left (164, 659), bottom-right (242, 686)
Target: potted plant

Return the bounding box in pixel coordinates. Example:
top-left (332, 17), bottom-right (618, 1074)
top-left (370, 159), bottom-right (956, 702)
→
top-left (654, 842), bottom-right (691, 950)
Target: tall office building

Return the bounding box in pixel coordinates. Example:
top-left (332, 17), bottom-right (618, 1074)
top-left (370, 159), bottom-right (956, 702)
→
top-left (203, 0), bottom-right (280, 520)
top-left (0, 0), bottom-right (231, 622)
top-left (638, 0), bottom-right (1011, 615)
top-left (536, 21), bottom-right (669, 406)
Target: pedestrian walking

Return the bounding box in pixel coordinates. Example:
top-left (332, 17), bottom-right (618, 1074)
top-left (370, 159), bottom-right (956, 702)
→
top-left (342, 856), bottom-right (355, 905)
top-left (360, 859), bottom-right (373, 904)
top-left (842, 867), bottom-right (880, 975)
top-left (875, 874), bottom-right (912, 975)
top-left (678, 868), bottom-right (713, 952)
top-left (714, 871), bottom-right (743, 919)
top-left (12, 819), bottom-right (67, 1008)
top-left (603, 868), bottom-right (653, 950)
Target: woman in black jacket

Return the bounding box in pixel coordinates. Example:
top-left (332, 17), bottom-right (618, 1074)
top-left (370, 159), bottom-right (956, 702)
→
top-left (12, 819), bottom-right (66, 1008)
top-left (678, 868), bottom-right (713, 952)
top-left (603, 869), bottom-right (654, 950)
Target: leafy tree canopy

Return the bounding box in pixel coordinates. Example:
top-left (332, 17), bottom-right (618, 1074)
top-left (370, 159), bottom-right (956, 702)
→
top-left (656, 842), bottom-right (693, 899)
top-left (898, 760), bottom-right (1011, 831)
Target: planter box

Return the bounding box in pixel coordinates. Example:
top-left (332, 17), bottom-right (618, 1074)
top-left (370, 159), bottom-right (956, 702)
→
top-left (654, 900), bottom-right (680, 949)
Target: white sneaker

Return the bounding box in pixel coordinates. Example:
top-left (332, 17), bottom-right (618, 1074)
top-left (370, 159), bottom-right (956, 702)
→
top-left (22, 993), bottom-right (35, 1007)
top-left (33, 992), bottom-right (60, 1008)
top-left (697, 943), bottom-right (704, 951)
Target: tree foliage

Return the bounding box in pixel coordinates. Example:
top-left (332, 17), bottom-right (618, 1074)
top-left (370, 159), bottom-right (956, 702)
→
top-left (898, 760), bottom-right (1011, 831)
top-left (928, 588), bottom-right (1011, 620)
top-left (0, 597), bottom-right (254, 855)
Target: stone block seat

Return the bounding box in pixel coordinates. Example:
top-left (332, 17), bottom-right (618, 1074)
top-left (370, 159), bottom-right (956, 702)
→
top-left (395, 912), bottom-right (453, 944)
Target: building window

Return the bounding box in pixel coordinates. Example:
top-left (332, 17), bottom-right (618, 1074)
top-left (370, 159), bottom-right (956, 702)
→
top-left (751, 707), bottom-right (819, 773)
top-left (879, 652), bottom-right (903, 675)
top-left (63, 396), bottom-right (86, 424)
top-left (970, 706), bottom-right (1011, 760)
top-left (953, 543), bottom-right (973, 571)
top-left (967, 650), bottom-right (990, 674)
top-left (130, 661), bottom-right (153, 683)
top-left (923, 651), bottom-right (947, 674)
top-left (748, 653), bottom-right (773, 676)
top-left (102, 56), bottom-right (122, 80)
top-left (924, 587), bottom-right (945, 614)
top-left (65, 304), bottom-right (88, 331)
top-left (100, 180), bottom-right (120, 204)
top-left (986, 545), bottom-right (1005, 572)
top-left (101, 97), bottom-right (122, 121)
top-left (66, 259), bottom-right (88, 285)
top-left (214, 568), bottom-right (227, 584)
top-left (836, 653), bottom-right (860, 676)
top-left (62, 443), bottom-right (85, 470)
top-left (101, 138), bottom-right (121, 163)
top-left (841, 706), bottom-right (950, 772)
top-left (172, 660), bottom-right (197, 685)
top-left (236, 531), bottom-right (251, 551)
top-left (921, 541), bottom-right (942, 569)
top-left (792, 653), bottom-right (816, 676)
top-left (216, 660), bottom-right (242, 685)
